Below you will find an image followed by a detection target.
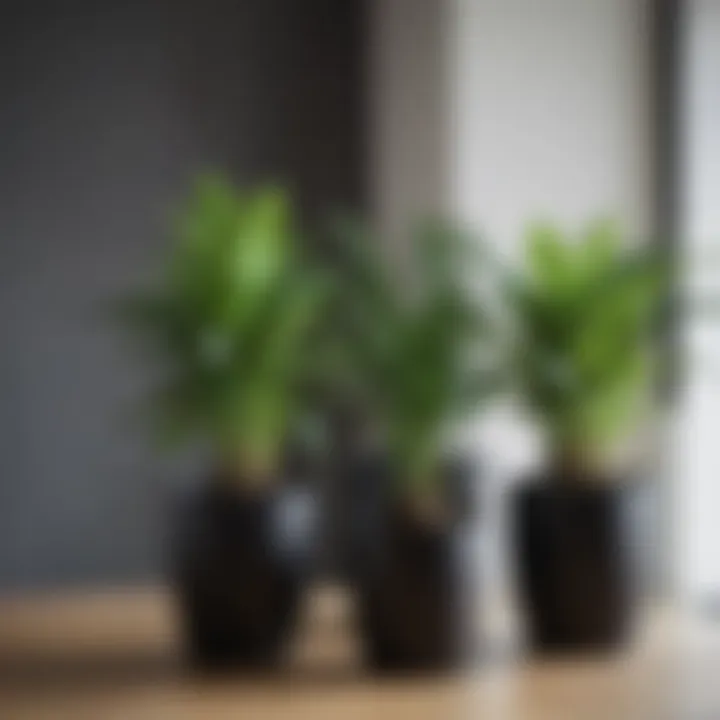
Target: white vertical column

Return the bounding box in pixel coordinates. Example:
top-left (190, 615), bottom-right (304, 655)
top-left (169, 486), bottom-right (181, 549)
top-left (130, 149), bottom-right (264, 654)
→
top-left (675, 0), bottom-right (720, 603)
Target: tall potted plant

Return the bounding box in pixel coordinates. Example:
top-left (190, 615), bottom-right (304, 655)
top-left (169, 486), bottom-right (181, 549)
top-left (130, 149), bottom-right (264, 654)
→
top-left (507, 220), bottom-right (665, 652)
top-left (120, 176), bottom-right (328, 668)
top-left (333, 221), bottom-right (496, 671)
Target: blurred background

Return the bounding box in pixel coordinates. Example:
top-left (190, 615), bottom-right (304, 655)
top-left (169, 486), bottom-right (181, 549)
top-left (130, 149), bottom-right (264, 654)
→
top-left (1, 0), bottom-right (719, 717)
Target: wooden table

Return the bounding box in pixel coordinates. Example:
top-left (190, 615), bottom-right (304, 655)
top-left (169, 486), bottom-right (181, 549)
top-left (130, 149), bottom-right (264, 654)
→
top-left (0, 585), bottom-right (718, 719)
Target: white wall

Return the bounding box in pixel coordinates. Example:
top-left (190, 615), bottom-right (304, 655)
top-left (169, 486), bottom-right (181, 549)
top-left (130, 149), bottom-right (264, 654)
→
top-left (370, 0), bottom-right (652, 323)
top-left (449, 0), bottom-right (651, 249)
top-left (675, 0), bottom-right (720, 602)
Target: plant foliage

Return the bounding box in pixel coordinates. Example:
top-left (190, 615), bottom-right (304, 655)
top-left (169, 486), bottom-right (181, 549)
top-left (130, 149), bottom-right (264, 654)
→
top-left (119, 175), bottom-right (328, 481)
top-left (507, 220), bottom-right (665, 477)
top-left (332, 218), bottom-right (497, 493)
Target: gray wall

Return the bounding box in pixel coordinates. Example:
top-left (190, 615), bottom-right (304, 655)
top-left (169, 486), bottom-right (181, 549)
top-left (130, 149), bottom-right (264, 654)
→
top-left (0, 0), bottom-right (365, 590)
top-left (369, 0), bottom-right (450, 239)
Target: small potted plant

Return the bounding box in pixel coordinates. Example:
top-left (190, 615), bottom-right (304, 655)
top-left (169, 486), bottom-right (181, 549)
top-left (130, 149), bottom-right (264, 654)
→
top-left (333, 220), bottom-right (496, 671)
top-left (120, 175), bottom-right (328, 669)
top-left (506, 220), bottom-right (665, 652)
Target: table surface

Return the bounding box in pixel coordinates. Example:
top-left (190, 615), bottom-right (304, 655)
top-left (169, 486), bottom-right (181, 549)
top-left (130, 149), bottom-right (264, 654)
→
top-left (0, 585), bottom-right (718, 719)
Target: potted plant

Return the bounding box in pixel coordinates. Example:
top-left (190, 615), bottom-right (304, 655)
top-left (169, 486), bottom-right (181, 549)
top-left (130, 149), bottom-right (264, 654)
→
top-left (120, 175), bottom-right (328, 669)
top-left (506, 220), bottom-right (665, 652)
top-left (332, 220), bottom-right (496, 671)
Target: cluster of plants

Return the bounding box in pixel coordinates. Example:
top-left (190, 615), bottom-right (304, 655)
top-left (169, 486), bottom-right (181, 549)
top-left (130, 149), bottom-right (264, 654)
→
top-left (121, 175), bottom-right (667, 496)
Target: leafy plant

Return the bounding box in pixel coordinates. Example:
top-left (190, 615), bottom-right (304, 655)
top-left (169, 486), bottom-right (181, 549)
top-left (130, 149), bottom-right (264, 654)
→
top-left (506, 220), bottom-right (665, 479)
top-left (119, 175), bottom-right (328, 484)
top-left (331, 218), bottom-right (497, 495)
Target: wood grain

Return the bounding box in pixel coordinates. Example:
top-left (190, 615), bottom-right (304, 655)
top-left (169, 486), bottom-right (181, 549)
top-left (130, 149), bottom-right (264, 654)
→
top-left (0, 586), bottom-right (718, 719)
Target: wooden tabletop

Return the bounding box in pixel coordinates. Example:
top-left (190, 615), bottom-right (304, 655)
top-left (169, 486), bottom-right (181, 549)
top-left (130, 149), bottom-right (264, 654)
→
top-left (0, 585), bottom-right (718, 719)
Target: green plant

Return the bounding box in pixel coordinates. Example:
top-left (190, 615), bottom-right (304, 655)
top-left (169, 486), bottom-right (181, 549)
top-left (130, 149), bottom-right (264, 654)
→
top-left (507, 220), bottom-right (665, 479)
top-left (331, 218), bottom-right (497, 496)
top-left (119, 175), bottom-right (328, 484)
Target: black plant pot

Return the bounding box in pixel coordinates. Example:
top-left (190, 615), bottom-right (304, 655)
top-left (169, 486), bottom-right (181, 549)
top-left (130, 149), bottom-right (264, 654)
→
top-left (351, 455), bottom-right (477, 673)
top-left (513, 480), bottom-right (634, 654)
top-left (173, 481), bottom-right (317, 670)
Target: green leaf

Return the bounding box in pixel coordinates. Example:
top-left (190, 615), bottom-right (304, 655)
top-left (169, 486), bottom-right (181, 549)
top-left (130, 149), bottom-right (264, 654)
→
top-left (510, 220), bottom-right (666, 472)
top-left (116, 177), bottom-right (327, 479)
top-left (525, 222), bottom-right (573, 292)
top-left (330, 216), bottom-right (497, 493)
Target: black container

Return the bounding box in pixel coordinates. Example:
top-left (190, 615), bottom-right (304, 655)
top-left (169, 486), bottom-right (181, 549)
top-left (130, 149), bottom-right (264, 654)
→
top-left (513, 481), bottom-right (633, 653)
top-left (351, 454), bottom-right (477, 672)
top-left (174, 481), bottom-right (317, 670)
